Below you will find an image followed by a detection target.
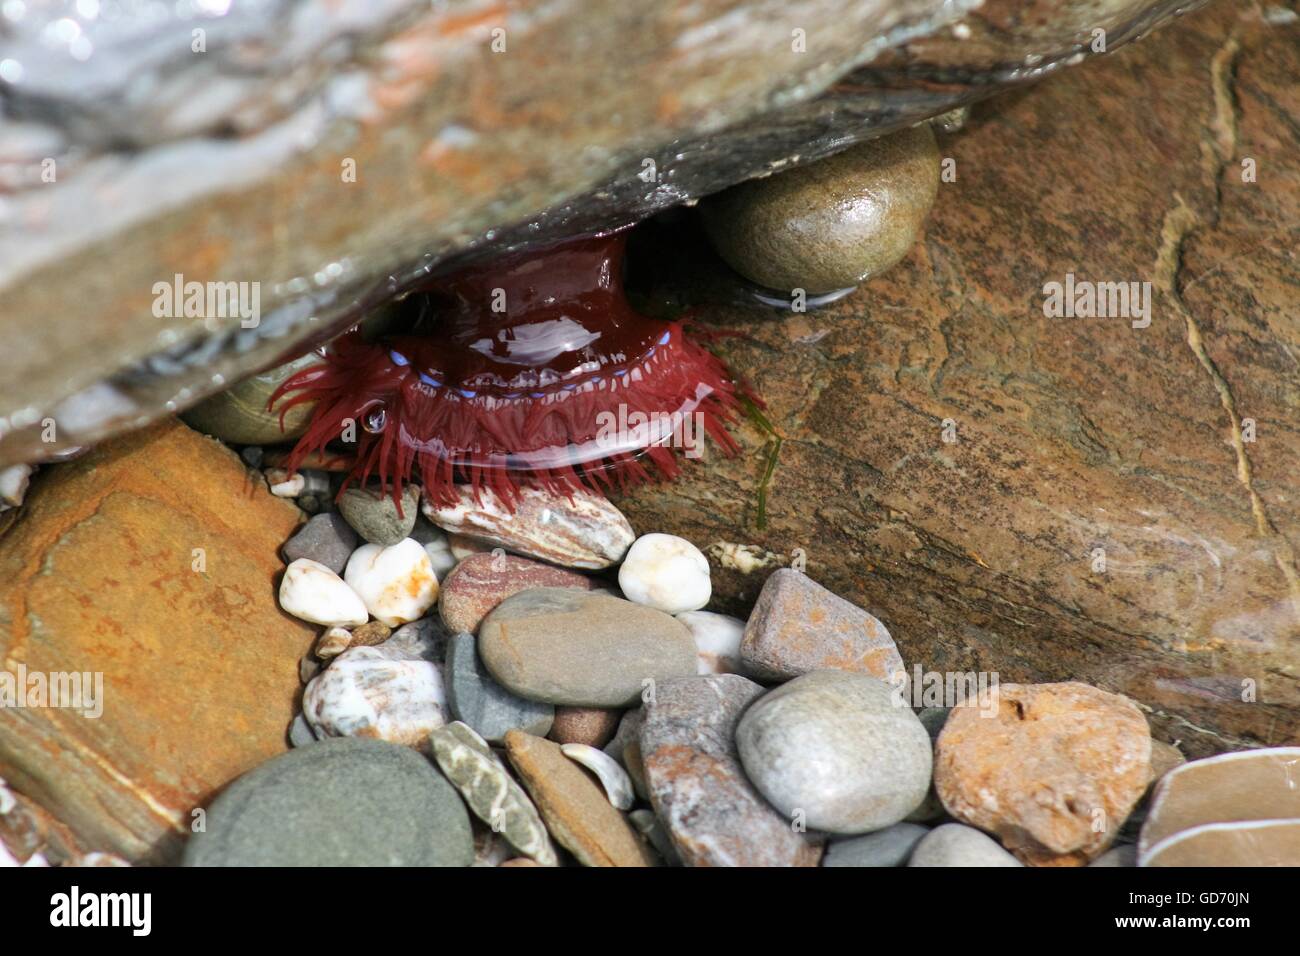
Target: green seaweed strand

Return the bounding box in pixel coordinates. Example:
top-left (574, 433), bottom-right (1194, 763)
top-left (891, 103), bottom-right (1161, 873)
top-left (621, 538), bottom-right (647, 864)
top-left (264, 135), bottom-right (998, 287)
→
top-left (741, 395), bottom-right (783, 532)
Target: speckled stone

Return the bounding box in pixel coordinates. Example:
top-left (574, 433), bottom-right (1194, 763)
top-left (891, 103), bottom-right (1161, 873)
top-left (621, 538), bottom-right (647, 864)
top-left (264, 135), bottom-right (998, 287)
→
top-left (446, 631), bottom-right (554, 743)
top-left (641, 674), bottom-right (822, 867)
top-left (934, 681), bottom-right (1151, 866)
top-left (549, 706), bottom-right (622, 748)
top-left (701, 124), bottom-right (939, 293)
top-left (182, 738), bottom-right (473, 867)
top-left (439, 551), bottom-right (596, 635)
top-left (479, 588), bottom-right (698, 706)
top-left (504, 730), bottom-right (656, 867)
top-left (736, 670), bottom-right (932, 834)
top-left (823, 823), bottom-right (930, 867)
top-left (908, 824), bottom-right (1023, 868)
top-left (740, 569), bottom-right (904, 683)
top-left (429, 721), bottom-right (557, 866)
top-left (282, 512), bottom-right (360, 575)
top-left (337, 484), bottom-right (421, 546)
top-left (302, 646), bottom-right (447, 748)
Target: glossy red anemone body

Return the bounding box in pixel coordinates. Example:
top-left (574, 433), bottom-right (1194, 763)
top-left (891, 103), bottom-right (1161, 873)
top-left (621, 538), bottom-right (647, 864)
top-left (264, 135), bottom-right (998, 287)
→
top-left (271, 232), bottom-right (744, 509)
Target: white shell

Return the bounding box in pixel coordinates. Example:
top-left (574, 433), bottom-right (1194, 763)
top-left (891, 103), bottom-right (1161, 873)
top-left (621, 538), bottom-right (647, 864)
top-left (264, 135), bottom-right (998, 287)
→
top-left (344, 539), bottom-right (439, 626)
top-left (618, 533), bottom-right (711, 614)
top-left (561, 743), bottom-right (635, 810)
top-left (279, 558), bottom-right (368, 627)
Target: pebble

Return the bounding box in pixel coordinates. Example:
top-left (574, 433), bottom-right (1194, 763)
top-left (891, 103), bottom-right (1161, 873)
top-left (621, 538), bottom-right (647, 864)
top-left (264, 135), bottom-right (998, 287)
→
top-left (676, 610), bottom-right (745, 675)
top-left (907, 706), bottom-right (949, 822)
top-left (383, 615), bottom-right (452, 663)
top-left (504, 730), bottom-right (657, 867)
top-left (180, 351), bottom-right (325, 445)
top-left (429, 721), bottom-right (557, 866)
top-left (741, 569), bottom-right (904, 682)
top-left (1138, 746), bottom-right (1300, 866)
top-left (445, 631), bottom-right (554, 743)
top-left (617, 533), bottom-right (711, 614)
top-left (479, 588), bottom-right (698, 707)
top-left (736, 670), bottom-right (932, 834)
top-left (0, 464), bottom-right (32, 509)
top-left (278, 558), bottom-right (368, 627)
top-left (314, 625), bottom-right (353, 659)
top-left (908, 824), bottom-right (1023, 868)
top-left (641, 674), bottom-right (822, 866)
top-left (1148, 739), bottom-right (1187, 785)
top-left (1142, 819), bottom-right (1300, 867)
top-left (282, 513), bottom-right (359, 575)
top-left (934, 681), bottom-right (1151, 866)
top-left (700, 124), bottom-right (940, 294)
top-left (604, 708), bottom-right (649, 801)
top-left (561, 744), bottom-right (635, 810)
top-left (343, 539), bottom-right (439, 627)
top-left (422, 485), bottom-right (635, 570)
top-left (338, 485), bottom-right (421, 546)
top-left (302, 646), bottom-right (447, 748)
top-left (439, 551), bottom-right (596, 635)
top-left (1089, 844), bottom-right (1137, 867)
top-left (182, 737), bottom-right (473, 866)
top-left (410, 516), bottom-right (458, 577)
top-left (288, 712), bottom-right (316, 748)
top-left (628, 809), bottom-right (682, 866)
top-left (313, 621), bottom-right (391, 660)
top-left (549, 706), bottom-right (621, 748)
top-left (266, 469), bottom-right (306, 498)
top-left (823, 823), bottom-right (930, 867)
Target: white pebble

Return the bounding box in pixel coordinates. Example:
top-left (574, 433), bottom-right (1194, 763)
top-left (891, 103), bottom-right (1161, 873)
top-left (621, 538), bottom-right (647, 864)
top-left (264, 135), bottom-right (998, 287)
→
top-left (421, 529), bottom-right (458, 577)
top-left (676, 610), bottom-right (745, 675)
top-left (344, 539), bottom-right (439, 627)
top-left (303, 647), bottom-right (447, 748)
top-left (561, 744), bottom-right (635, 810)
top-left (266, 469), bottom-right (306, 497)
top-left (279, 558), bottom-right (368, 627)
top-left (618, 533), bottom-right (711, 614)
top-left (0, 464), bottom-right (32, 509)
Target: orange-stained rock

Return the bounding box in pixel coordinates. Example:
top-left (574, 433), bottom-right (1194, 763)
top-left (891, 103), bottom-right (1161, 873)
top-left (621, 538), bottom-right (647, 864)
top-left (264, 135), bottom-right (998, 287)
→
top-left (933, 681), bottom-right (1151, 866)
top-left (0, 420), bottom-right (314, 863)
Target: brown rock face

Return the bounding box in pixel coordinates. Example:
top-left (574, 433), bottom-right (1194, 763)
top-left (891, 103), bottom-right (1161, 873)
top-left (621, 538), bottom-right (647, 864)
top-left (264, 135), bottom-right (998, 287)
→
top-left (0, 420), bottom-right (314, 862)
top-left (934, 682), bottom-right (1152, 865)
top-left (615, 1), bottom-right (1300, 758)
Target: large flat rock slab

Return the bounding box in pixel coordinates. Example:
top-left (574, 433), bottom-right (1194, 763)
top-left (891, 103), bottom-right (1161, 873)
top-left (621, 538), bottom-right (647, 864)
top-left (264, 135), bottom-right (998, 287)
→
top-left (0, 420), bottom-right (314, 862)
top-left (616, 2), bottom-right (1299, 758)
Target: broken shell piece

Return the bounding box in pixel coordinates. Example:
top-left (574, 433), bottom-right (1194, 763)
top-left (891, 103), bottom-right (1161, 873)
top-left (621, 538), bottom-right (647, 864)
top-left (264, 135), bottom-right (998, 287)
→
top-left (561, 743), bottom-right (634, 810)
top-left (315, 626), bottom-right (353, 659)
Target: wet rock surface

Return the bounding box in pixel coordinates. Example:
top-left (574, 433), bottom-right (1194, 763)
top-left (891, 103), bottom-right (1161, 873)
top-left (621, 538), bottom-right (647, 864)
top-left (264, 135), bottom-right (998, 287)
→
top-left (615, 2), bottom-right (1300, 759)
top-left (0, 420), bottom-right (314, 863)
top-left (0, 0), bottom-right (1200, 466)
